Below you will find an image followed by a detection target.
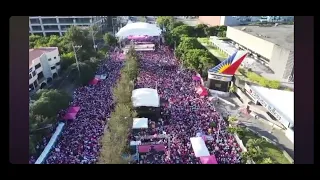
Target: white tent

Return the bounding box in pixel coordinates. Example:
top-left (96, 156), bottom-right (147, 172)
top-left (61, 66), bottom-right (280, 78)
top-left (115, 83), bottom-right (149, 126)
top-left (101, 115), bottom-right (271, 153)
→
top-left (130, 140), bottom-right (142, 146)
top-left (132, 118), bottom-right (148, 129)
top-left (116, 22), bottom-right (162, 39)
top-left (190, 137), bottom-right (210, 157)
top-left (250, 85), bottom-right (294, 128)
top-left (132, 88), bottom-right (160, 107)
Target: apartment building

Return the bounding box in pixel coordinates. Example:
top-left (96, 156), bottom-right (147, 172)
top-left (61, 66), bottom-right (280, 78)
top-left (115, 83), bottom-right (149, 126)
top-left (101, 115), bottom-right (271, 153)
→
top-left (29, 47), bottom-right (61, 92)
top-left (29, 16), bottom-right (106, 36)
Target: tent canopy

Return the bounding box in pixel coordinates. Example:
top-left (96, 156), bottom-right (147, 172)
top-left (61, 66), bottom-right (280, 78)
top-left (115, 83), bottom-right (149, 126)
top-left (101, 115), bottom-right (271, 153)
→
top-left (67, 106), bottom-right (80, 113)
top-left (132, 118), bottom-right (148, 129)
top-left (132, 88), bottom-right (160, 107)
top-left (200, 155), bottom-right (218, 164)
top-left (63, 113), bottom-right (77, 120)
top-left (190, 137), bottom-right (210, 157)
top-left (196, 86), bottom-right (208, 97)
top-left (89, 78), bottom-right (99, 85)
top-left (116, 22), bottom-right (161, 39)
top-left (250, 85), bottom-right (294, 126)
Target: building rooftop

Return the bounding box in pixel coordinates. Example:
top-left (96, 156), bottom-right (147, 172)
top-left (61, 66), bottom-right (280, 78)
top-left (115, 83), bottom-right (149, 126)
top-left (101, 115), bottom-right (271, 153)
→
top-left (29, 47), bottom-right (57, 68)
top-left (233, 25), bottom-right (294, 51)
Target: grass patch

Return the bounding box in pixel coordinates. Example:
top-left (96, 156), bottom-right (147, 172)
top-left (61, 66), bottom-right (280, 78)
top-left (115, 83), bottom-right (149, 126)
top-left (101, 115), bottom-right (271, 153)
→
top-left (197, 38), bottom-right (228, 61)
top-left (237, 68), bottom-right (281, 89)
top-left (238, 128), bottom-right (291, 164)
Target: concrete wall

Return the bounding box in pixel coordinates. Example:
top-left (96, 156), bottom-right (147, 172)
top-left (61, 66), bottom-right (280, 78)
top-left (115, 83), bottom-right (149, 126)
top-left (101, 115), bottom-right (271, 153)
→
top-left (269, 45), bottom-right (291, 79)
top-left (199, 16), bottom-right (221, 26)
top-left (285, 128), bottom-right (294, 144)
top-left (226, 27), bottom-right (275, 60)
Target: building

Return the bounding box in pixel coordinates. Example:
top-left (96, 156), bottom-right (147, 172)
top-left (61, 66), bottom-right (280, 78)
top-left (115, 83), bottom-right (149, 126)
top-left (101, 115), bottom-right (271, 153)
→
top-left (29, 47), bottom-right (61, 93)
top-left (29, 16), bottom-right (106, 36)
top-left (198, 16), bottom-right (260, 26)
top-left (226, 25), bottom-right (294, 81)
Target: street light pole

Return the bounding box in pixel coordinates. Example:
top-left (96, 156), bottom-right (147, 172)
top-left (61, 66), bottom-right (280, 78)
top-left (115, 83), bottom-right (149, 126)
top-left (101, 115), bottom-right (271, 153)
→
top-left (72, 43), bottom-right (82, 79)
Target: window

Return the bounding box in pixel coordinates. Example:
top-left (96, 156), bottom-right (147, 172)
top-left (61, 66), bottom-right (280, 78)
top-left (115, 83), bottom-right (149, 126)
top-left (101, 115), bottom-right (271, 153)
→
top-left (32, 71), bottom-right (36, 77)
top-left (33, 81), bottom-right (38, 87)
top-left (48, 58), bottom-right (52, 61)
top-left (30, 18), bottom-right (40, 24)
top-left (51, 66), bottom-right (56, 70)
top-left (35, 63), bottom-right (41, 69)
top-left (41, 18), bottom-right (57, 24)
top-left (37, 72), bottom-right (44, 80)
top-left (31, 25), bottom-right (42, 31)
top-left (56, 62), bottom-right (61, 66)
top-left (29, 74), bottom-right (32, 80)
top-left (29, 84), bottom-right (34, 91)
top-left (54, 56), bottom-right (56, 59)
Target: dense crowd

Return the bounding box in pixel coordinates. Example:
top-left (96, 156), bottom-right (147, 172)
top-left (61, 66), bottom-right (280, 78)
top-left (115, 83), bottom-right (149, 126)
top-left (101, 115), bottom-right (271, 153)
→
top-left (30, 52), bottom-right (125, 164)
top-left (133, 46), bottom-right (242, 164)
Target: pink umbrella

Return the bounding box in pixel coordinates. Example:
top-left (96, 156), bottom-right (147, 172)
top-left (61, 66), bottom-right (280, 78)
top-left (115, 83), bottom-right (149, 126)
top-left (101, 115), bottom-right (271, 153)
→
top-left (200, 155), bottom-right (218, 164)
top-left (192, 76), bottom-right (201, 81)
top-left (63, 113), bottom-right (77, 120)
top-left (68, 106), bottom-right (80, 113)
top-left (89, 78), bottom-right (99, 85)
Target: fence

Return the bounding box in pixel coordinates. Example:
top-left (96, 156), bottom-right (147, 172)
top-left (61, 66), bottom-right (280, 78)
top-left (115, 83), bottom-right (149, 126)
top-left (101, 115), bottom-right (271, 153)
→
top-left (34, 122), bottom-right (65, 164)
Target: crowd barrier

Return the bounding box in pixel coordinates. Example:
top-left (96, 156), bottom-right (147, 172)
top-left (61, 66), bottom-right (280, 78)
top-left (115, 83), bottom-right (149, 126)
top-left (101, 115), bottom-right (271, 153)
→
top-left (34, 122), bottom-right (65, 164)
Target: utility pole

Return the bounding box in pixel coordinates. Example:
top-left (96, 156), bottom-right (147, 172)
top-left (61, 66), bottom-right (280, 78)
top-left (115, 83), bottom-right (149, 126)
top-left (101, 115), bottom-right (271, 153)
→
top-left (90, 19), bottom-right (98, 51)
top-left (72, 43), bottom-right (82, 79)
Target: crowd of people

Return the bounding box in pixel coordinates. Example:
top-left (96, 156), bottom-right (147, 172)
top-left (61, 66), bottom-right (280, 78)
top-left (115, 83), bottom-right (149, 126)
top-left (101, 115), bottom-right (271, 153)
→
top-left (133, 46), bottom-right (242, 164)
top-left (30, 40), bottom-right (242, 164)
top-left (30, 52), bottom-right (125, 164)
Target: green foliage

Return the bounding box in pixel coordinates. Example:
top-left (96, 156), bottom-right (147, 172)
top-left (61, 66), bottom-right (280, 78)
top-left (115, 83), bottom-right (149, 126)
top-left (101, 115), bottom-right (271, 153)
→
top-left (30, 89), bottom-right (71, 118)
top-left (60, 52), bottom-right (76, 71)
top-left (229, 84), bottom-right (237, 93)
top-left (258, 157), bottom-right (274, 164)
top-left (98, 47), bottom-right (139, 164)
top-left (103, 32), bottom-right (118, 48)
top-left (217, 31), bottom-right (226, 37)
top-left (67, 61), bottom-right (97, 86)
top-left (194, 24), bottom-right (208, 37)
top-left (171, 21), bottom-right (185, 29)
top-left (239, 69), bottom-right (281, 89)
top-left (156, 16), bottom-right (175, 30)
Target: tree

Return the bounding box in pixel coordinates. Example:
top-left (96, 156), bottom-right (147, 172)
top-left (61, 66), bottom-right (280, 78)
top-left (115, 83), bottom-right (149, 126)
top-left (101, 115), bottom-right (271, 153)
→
top-left (29, 35), bottom-right (43, 48)
top-left (64, 26), bottom-right (95, 61)
top-left (217, 30), bottom-right (227, 37)
top-left (67, 62), bottom-right (96, 85)
top-left (171, 25), bottom-right (195, 38)
top-left (182, 49), bottom-right (214, 75)
top-left (194, 24), bottom-right (208, 37)
top-left (171, 21), bottom-right (185, 29)
top-left (175, 37), bottom-right (203, 58)
top-left (156, 16), bottom-right (175, 31)
top-left (205, 26), bottom-right (219, 37)
top-left (227, 116), bottom-right (238, 124)
top-left (30, 89), bottom-right (71, 118)
top-left (60, 52), bottom-right (76, 71)
top-left (103, 32), bottom-right (118, 48)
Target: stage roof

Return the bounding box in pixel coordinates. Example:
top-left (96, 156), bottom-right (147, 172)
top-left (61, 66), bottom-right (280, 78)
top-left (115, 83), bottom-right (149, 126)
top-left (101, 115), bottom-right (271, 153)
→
top-left (132, 88), bottom-right (160, 107)
top-left (250, 85), bottom-right (294, 125)
top-left (116, 22), bottom-right (161, 39)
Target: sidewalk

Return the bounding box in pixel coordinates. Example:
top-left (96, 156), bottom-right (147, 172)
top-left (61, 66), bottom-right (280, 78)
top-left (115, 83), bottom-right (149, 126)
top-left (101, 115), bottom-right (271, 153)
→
top-left (213, 95), bottom-right (294, 159)
top-left (238, 117), bottom-right (294, 159)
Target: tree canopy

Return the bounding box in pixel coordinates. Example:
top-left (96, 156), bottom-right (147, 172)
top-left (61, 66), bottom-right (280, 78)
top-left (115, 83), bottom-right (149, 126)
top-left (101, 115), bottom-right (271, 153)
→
top-left (156, 16), bottom-right (175, 31)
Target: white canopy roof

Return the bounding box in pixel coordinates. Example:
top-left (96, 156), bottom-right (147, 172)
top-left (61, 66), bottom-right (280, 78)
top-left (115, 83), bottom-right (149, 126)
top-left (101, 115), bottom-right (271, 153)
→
top-left (130, 140), bottom-right (142, 146)
top-left (132, 118), bottom-right (148, 129)
top-left (250, 85), bottom-right (294, 125)
top-left (116, 22), bottom-right (162, 39)
top-left (132, 88), bottom-right (160, 107)
top-left (190, 137), bottom-right (210, 157)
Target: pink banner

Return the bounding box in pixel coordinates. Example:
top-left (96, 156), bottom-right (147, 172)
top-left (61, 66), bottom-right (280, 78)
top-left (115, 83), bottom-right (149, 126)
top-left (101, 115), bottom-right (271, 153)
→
top-left (200, 155), bottom-right (218, 164)
top-left (63, 113), bottom-right (77, 120)
top-left (68, 106), bottom-right (80, 113)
